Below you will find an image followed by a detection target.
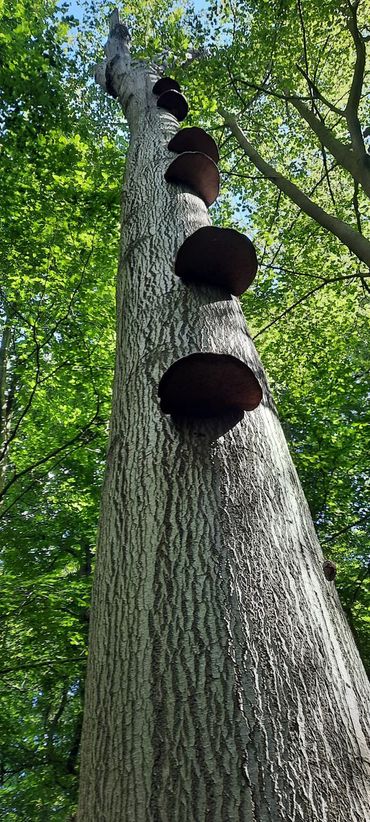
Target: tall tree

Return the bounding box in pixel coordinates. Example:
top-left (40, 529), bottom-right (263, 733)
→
top-left (77, 11), bottom-right (370, 821)
top-left (177, 0), bottom-right (370, 673)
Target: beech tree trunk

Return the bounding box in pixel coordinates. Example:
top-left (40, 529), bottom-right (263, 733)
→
top-left (77, 16), bottom-right (370, 822)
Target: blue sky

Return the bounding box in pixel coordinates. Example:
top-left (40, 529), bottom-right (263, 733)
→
top-left (67, 0), bottom-right (208, 21)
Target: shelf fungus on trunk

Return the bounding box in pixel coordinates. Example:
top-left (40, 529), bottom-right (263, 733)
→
top-left (168, 127), bottom-right (220, 164)
top-left (158, 352), bottom-right (262, 417)
top-left (156, 89), bottom-right (189, 121)
top-left (153, 76), bottom-right (181, 95)
top-left (323, 560), bottom-right (337, 581)
top-left (175, 225), bottom-right (258, 295)
top-left (165, 152), bottom-right (220, 207)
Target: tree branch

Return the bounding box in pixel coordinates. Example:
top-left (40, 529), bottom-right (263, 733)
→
top-left (0, 325), bottom-right (41, 462)
top-left (260, 263), bottom-right (328, 281)
top-left (66, 711), bottom-right (83, 775)
top-left (0, 319), bottom-right (11, 447)
top-left (234, 77), bottom-right (370, 196)
top-left (289, 96), bottom-right (370, 196)
top-left (0, 403), bottom-right (102, 502)
top-left (219, 108), bottom-right (370, 269)
top-left (252, 273), bottom-right (368, 339)
top-left (345, 0), bottom-right (368, 156)
top-left (296, 0), bottom-right (317, 114)
top-left (46, 685), bottom-right (69, 760)
top-left (324, 514), bottom-right (369, 542)
top-left (296, 65), bottom-right (345, 116)
top-left (320, 144), bottom-right (336, 205)
top-left (0, 433), bottom-right (101, 520)
top-left (0, 655), bottom-right (86, 676)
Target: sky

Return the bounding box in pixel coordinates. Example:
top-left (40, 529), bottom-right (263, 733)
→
top-left (67, 0), bottom-right (209, 21)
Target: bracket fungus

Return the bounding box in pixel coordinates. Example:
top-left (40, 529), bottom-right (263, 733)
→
top-left (156, 89), bottom-right (189, 122)
top-left (168, 127), bottom-right (220, 165)
top-left (323, 560), bottom-right (337, 581)
top-left (158, 353), bottom-right (262, 417)
top-left (153, 77), bottom-right (181, 95)
top-left (165, 152), bottom-right (220, 207)
top-left (175, 226), bottom-right (258, 295)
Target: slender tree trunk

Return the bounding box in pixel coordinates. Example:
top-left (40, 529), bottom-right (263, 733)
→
top-left (77, 16), bottom-right (370, 822)
top-left (0, 318), bottom-right (13, 495)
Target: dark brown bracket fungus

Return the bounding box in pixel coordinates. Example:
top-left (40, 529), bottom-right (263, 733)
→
top-left (158, 353), bottom-right (263, 417)
top-left (175, 226), bottom-right (258, 296)
top-left (165, 152), bottom-right (220, 207)
top-left (168, 127), bottom-right (220, 165)
top-left (153, 77), bottom-right (181, 95)
top-left (323, 560), bottom-right (337, 581)
top-left (156, 90), bottom-right (189, 122)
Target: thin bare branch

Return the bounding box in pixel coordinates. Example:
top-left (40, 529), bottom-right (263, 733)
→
top-left (260, 263), bottom-right (328, 281)
top-left (296, 65), bottom-right (345, 116)
top-left (353, 180), bottom-right (362, 233)
top-left (0, 326), bottom-right (41, 461)
top-left (289, 96), bottom-right (370, 195)
top-left (232, 76), bottom-right (370, 196)
top-left (324, 514), bottom-right (370, 542)
top-left (0, 403), bottom-right (102, 502)
top-left (320, 144), bottom-right (336, 205)
top-left (253, 272), bottom-right (369, 339)
top-left (0, 435), bottom-right (102, 520)
top-left (0, 655), bottom-right (86, 676)
top-left (296, 0), bottom-right (316, 113)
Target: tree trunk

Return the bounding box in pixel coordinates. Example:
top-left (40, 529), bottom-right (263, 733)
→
top-left (77, 16), bottom-right (370, 822)
top-left (0, 318), bottom-right (13, 495)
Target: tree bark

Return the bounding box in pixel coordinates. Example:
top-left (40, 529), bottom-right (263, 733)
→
top-left (77, 15), bottom-right (370, 822)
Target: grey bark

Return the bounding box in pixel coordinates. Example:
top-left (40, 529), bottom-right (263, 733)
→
top-left (77, 14), bottom-right (370, 822)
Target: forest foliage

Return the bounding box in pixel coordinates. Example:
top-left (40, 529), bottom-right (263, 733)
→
top-left (0, 0), bottom-right (369, 817)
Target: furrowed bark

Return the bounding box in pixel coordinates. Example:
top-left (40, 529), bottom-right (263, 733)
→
top-left (77, 13), bottom-right (370, 822)
top-left (220, 107), bottom-right (370, 270)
